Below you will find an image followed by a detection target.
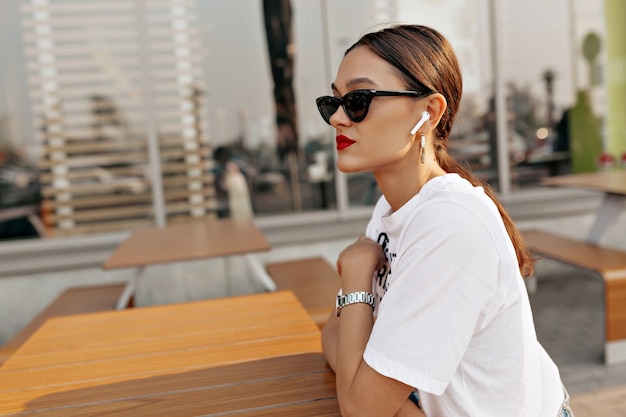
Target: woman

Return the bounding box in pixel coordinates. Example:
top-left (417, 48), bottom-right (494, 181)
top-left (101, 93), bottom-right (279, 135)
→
top-left (316, 25), bottom-right (573, 417)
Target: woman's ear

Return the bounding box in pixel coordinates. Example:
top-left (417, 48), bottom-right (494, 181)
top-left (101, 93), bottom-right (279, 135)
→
top-left (423, 93), bottom-right (447, 130)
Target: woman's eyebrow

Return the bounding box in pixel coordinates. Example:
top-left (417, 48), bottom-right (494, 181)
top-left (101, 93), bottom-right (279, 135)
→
top-left (346, 77), bottom-right (377, 88)
top-left (331, 77), bottom-right (378, 93)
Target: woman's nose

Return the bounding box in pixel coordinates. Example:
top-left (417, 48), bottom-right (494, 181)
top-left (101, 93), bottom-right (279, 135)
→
top-left (329, 106), bottom-right (351, 128)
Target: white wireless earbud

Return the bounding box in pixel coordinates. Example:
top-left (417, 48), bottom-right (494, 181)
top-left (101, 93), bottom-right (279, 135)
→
top-left (410, 111), bottom-right (430, 135)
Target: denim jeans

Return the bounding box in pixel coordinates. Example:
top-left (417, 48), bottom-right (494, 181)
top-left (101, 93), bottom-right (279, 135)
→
top-left (558, 386), bottom-right (575, 417)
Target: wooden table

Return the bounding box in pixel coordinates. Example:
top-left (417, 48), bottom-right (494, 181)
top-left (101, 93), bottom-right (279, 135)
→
top-left (0, 291), bottom-right (341, 416)
top-left (103, 218), bottom-right (276, 308)
top-left (541, 170), bottom-right (626, 244)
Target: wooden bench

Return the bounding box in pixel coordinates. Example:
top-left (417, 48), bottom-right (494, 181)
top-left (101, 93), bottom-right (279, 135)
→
top-left (266, 257), bottom-right (341, 328)
top-left (0, 282), bottom-right (130, 366)
top-left (522, 229), bottom-right (626, 365)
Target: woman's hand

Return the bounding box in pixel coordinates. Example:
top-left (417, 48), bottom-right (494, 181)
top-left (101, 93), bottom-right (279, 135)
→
top-left (336, 236), bottom-right (386, 290)
top-left (323, 236), bottom-right (384, 372)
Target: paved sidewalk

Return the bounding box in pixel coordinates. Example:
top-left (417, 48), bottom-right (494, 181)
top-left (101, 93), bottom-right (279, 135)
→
top-left (570, 385), bottom-right (626, 417)
top-left (528, 261), bottom-right (626, 416)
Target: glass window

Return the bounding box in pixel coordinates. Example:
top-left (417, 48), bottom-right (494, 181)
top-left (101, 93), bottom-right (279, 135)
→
top-left (496, 0), bottom-right (607, 190)
top-left (0, 0), bottom-right (609, 244)
top-left (198, 0), bottom-right (335, 214)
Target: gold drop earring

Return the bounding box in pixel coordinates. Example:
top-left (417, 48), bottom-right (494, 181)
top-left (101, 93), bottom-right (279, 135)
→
top-left (420, 133), bottom-right (426, 164)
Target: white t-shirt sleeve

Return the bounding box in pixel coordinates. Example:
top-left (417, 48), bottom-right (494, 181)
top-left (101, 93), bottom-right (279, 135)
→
top-left (363, 200), bottom-right (500, 395)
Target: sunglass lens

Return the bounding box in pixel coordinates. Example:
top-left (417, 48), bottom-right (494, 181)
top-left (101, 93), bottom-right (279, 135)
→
top-left (316, 97), bottom-right (340, 125)
top-left (343, 91), bottom-right (369, 122)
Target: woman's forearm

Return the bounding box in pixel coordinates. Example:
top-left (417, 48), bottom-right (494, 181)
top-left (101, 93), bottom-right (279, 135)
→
top-left (325, 317), bottom-right (424, 417)
top-left (321, 309), bottom-right (339, 371)
top-left (323, 238), bottom-right (412, 416)
top-left (334, 300), bottom-right (375, 402)
top-left (332, 264), bottom-right (378, 415)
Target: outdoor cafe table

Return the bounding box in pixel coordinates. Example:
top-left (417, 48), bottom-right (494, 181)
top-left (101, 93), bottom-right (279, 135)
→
top-left (541, 170), bottom-right (626, 244)
top-left (0, 291), bottom-right (341, 416)
top-left (102, 218), bottom-right (276, 308)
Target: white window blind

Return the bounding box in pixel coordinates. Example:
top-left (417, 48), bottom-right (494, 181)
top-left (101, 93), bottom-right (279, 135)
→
top-left (20, 0), bottom-right (214, 237)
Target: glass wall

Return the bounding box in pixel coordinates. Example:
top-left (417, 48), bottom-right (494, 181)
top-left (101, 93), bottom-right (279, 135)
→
top-left (197, 0), bottom-right (333, 215)
top-left (496, 0), bottom-right (607, 189)
top-left (0, 0), bottom-right (609, 243)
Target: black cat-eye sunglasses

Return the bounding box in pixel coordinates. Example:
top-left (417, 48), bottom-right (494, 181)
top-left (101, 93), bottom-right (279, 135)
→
top-left (315, 89), bottom-right (431, 124)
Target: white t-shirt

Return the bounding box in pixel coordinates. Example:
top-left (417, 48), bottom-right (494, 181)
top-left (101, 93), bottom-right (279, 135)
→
top-left (362, 174), bottom-right (563, 417)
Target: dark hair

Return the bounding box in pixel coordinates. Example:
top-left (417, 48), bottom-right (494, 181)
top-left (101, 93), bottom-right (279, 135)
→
top-left (348, 25), bottom-right (534, 277)
top-left (213, 146), bottom-right (231, 165)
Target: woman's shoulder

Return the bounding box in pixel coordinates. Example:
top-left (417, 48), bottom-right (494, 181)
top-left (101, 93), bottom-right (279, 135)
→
top-left (395, 175), bottom-right (501, 241)
top-left (370, 174), bottom-right (497, 230)
top-left (422, 174), bottom-right (495, 213)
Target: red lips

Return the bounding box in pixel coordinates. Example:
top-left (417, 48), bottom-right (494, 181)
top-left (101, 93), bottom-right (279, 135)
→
top-left (336, 135), bottom-right (355, 150)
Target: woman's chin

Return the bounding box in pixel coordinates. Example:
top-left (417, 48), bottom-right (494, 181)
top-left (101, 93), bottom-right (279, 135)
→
top-left (336, 158), bottom-right (365, 174)
top-left (336, 165), bottom-right (361, 174)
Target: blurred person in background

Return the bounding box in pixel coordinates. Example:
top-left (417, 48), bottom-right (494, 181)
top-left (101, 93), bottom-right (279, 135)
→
top-left (212, 146), bottom-right (253, 219)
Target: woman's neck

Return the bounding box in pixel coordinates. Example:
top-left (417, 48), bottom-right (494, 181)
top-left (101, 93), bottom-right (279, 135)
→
top-left (375, 163), bottom-right (447, 212)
